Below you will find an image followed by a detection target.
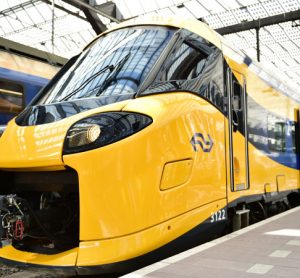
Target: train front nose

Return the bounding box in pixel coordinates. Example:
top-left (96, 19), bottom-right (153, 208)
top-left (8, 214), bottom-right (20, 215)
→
top-left (0, 119), bottom-right (67, 169)
top-left (0, 119), bottom-right (80, 272)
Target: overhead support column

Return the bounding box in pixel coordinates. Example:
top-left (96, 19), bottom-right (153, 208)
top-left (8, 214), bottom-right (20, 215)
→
top-left (256, 27), bottom-right (260, 62)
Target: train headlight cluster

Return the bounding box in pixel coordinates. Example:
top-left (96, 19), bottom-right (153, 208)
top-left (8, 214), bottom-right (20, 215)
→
top-left (63, 112), bottom-right (152, 154)
top-left (67, 123), bottom-right (101, 148)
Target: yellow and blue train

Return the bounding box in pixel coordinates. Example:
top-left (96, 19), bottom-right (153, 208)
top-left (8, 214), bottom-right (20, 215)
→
top-left (0, 17), bottom-right (299, 275)
top-left (0, 37), bottom-right (65, 125)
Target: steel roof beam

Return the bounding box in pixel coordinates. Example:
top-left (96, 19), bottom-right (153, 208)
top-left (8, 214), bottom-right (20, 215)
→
top-left (0, 0), bottom-right (41, 17)
top-left (40, 0), bottom-right (87, 22)
top-left (81, 1), bottom-right (107, 34)
top-left (62, 0), bottom-right (120, 35)
top-left (0, 37), bottom-right (67, 66)
top-left (65, 0), bottom-right (120, 23)
top-left (214, 10), bottom-right (300, 35)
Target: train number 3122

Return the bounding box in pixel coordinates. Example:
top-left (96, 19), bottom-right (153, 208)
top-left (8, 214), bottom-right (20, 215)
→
top-left (210, 209), bottom-right (226, 223)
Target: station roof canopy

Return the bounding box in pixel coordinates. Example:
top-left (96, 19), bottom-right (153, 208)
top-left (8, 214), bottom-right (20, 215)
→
top-left (0, 0), bottom-right (300, 89)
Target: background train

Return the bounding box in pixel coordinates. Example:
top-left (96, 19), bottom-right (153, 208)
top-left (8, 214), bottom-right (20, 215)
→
top-left (0, 17), bottom-right (299, 275)
top-left (0, 37), bottom-right (66, 125)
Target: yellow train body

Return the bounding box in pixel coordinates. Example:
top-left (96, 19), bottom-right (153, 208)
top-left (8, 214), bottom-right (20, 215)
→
top-left (0, 17), bottom-right (299, 275)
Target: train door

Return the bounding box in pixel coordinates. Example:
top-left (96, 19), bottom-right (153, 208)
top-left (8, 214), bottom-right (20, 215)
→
top-left (226, 69), bottom-right (249, 191)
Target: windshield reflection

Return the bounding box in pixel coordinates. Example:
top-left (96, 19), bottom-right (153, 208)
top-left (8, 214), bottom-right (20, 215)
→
top-left (40, 27), bottom-right (175, 104)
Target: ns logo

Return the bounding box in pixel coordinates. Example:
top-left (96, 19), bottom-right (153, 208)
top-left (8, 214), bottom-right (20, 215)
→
top-left (190, 133), bottom-right (214, 152)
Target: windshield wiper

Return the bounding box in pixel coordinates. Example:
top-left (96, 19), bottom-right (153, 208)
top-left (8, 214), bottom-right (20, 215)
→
top-left (57, 64), bottom-right (114, 102)
top-left (58, 53), bottom-right (131, 102)
top-left (96, 53), bottom-right (131, 97)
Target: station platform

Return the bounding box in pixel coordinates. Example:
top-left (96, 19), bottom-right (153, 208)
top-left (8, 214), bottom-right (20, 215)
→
top-left (122, 206), bottom-right (300, 278)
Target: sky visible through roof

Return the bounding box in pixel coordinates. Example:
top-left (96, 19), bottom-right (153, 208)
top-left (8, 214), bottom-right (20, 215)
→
top-left (0, 0), bottom-right (300, 89)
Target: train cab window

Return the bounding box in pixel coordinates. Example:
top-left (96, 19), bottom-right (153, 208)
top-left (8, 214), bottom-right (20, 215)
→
top-left (267, 115), bottom-right (286, 152)
top-left (163, 42), bottom-right (208, 81)
top-left (41, 27), bottom-right (175, 104)
top-left (0, 80), bottom-right (23, 114)
top-left (143, 33), bottom-right (225, 111)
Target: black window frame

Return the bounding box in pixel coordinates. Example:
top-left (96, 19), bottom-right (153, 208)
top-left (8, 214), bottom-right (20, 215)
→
top-left (139, 29), bottom-right (225, 112)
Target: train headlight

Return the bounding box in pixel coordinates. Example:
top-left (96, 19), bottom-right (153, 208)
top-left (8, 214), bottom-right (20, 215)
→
top-left (67, 123), bottom-right (101, 148)
top-left (63, 112), bottom-right (152, 154)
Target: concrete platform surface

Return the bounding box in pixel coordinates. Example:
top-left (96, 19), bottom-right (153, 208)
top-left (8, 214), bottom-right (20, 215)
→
top-left (122, 206), bottom-right (300, 278)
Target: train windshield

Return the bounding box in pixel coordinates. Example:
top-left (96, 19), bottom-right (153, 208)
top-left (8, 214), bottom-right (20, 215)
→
top-left (40, 27), bottom-right (175, 104)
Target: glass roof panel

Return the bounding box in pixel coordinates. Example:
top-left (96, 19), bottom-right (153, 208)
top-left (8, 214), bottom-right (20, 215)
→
top-left (184, 1), bottom-right (211, 18)
top-left (34, 2), bottom-right (52, 21)
top-left (225, 33), bottom-right (250, 49)
top-left (24, 5), bottom-right (45, 23)
top-left (259, 29), bottom-right (276, 45)
top-left (247, 4), bottom-right (269, 19)
top-left (261, 1), bottom-right (285, 15)
top-left (265, 25), bottom-right (288, 42)
top-left (238, 0), bottom-right (262, 5)
top-left (204, 14), bottom-right (224, 28)
top-left (217, 0), bottom-right (241, 9)
top-left (216, 11), bottom-right (239, 26)
top-left (125, 0), bottom-right (145, 16)
top-left (155, 0), bottom-right (177, 9)
top-left (223, 7), bottom-right (253, 23)
top-left (279, 0), bottom-right (300, 11)
top-left (157, 7), bottom-right (175, 17)
top-left (0, 17), bottom-right (15, 34)
top-left (139, 0), bottom-right (159, 13)
top-left (201, 0), bottom-right (225, 13)
top-left (0, 0), bottom-right (299, 88)
top-left (170, 5), bottom-right (194, 18)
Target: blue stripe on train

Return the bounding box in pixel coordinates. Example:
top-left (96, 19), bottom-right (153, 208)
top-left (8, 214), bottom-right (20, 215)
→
top-left (247, 94), bottom-right (299, 170)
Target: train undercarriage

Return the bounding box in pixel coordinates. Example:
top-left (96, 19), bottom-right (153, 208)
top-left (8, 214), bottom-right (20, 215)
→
top-left (0, 168), bottom-right (299, 254)
top-left (228, 191), bottom-right (300, 232)
top-left (0, 169), bottom-right (79, 254)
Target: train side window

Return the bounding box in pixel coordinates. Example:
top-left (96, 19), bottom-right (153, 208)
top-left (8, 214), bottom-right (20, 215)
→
top-left (231, 78), bottom-right (245, 132)
top-left (233, 81), bottom-right (242, 111)
top-left (267, 115), bottom-right (286, 152)
top-left (0, 80), bottom-right (23, 114)
top-left (292, 123), bottom-right (295, 153)
top-left (163, 42), bottom-right (208, 81)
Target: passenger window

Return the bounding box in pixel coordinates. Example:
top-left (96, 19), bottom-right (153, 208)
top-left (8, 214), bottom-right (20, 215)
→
top-left (290, 122), bottom-right (299, 154)
top-left (233, 81), bottom-right (242, 111)
top-left (267, 115), bottom-right (286, 152)
top-left (291, 122), bottom-right (296, 153)
top-left (231, 77), bottom-right (245, 132)
top-left (0, 80), bottom-right (23, 114)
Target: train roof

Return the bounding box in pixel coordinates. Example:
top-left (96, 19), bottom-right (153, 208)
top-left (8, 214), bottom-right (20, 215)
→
top-left (0, 37), bottom-right (67, 67)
